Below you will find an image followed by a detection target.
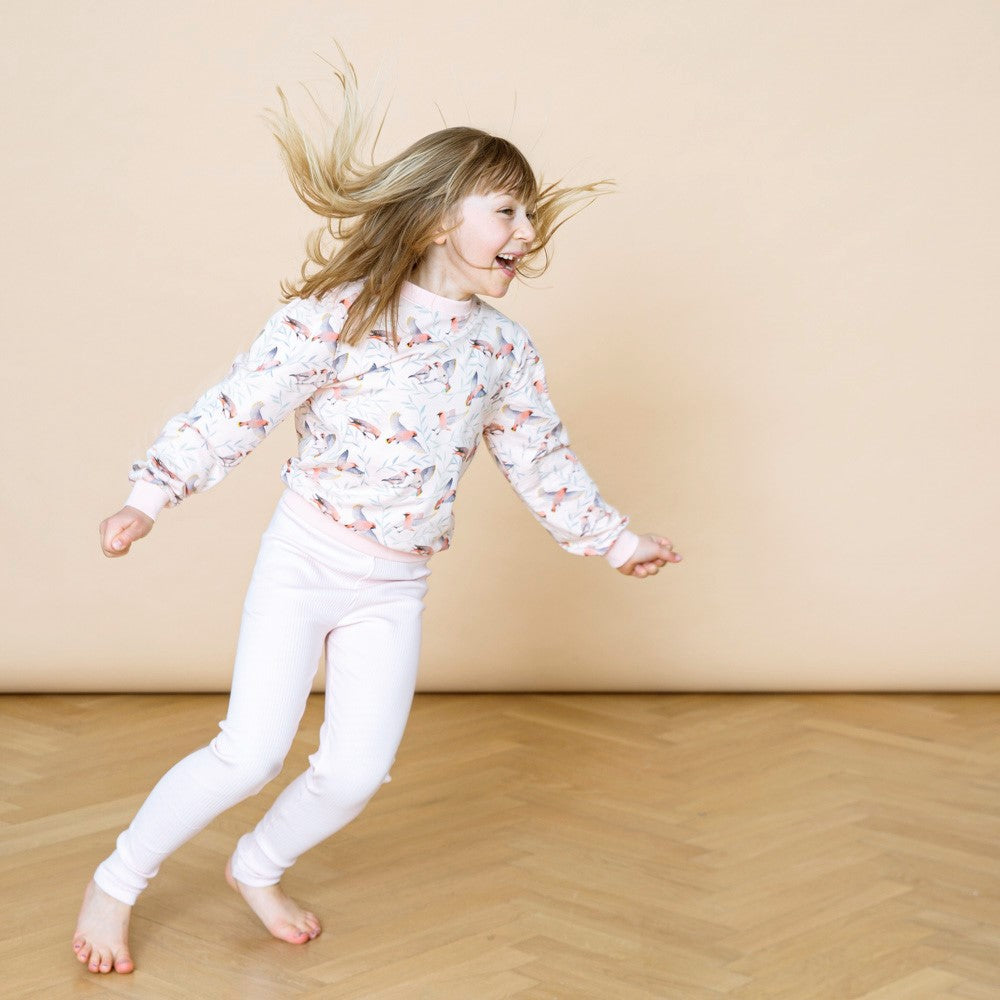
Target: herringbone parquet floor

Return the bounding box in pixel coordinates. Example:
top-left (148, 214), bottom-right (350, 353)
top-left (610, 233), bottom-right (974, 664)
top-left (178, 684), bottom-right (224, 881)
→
top-left (2, 693), bottom-right (998, 999)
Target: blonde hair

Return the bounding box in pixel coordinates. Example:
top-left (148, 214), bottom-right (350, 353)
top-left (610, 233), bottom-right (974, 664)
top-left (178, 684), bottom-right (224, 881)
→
top-left (265, 53), bottom-right (613, 347)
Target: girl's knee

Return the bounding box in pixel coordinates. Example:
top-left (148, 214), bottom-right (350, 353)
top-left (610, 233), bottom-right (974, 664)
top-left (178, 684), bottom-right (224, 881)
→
top-left (306, 757), bottom-right (391, 809)
top-left (209, 735), bottom-right (286, 793)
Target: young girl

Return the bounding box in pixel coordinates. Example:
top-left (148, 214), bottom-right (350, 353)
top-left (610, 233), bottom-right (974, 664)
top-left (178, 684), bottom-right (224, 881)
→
top-left (74, 57), bottom-right (681, 975)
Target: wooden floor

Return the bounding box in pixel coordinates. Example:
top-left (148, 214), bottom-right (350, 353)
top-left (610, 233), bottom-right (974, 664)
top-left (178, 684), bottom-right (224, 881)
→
top-left (2, 693), bottom-right (999, 999)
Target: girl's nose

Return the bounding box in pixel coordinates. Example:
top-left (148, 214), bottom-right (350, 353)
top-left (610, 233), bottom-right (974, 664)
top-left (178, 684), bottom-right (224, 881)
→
top-left (516, 213), bottom-right (536, 245)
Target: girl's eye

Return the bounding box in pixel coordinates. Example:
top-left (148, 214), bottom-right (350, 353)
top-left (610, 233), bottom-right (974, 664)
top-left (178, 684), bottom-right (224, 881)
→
top-left (499, 208), bottom-right (515, 216)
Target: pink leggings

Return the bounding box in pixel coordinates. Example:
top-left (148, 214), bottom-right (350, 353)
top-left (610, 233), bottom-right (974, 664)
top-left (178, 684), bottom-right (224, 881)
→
top-left (94, 491), bottom-right (431, 905)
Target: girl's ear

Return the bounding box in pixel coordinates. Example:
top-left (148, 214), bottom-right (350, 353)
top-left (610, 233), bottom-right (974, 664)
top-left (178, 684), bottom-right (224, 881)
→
top-left (434, 203), bottom-right (460, 245)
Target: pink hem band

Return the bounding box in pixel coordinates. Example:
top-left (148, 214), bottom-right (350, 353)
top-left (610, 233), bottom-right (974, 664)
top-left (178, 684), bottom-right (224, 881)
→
top-left (604, 529), bottom-right (641, 568)
top-left (125, 480), bottom-right (172, 521)
top-left (280, 489), bottom-right (430, 563)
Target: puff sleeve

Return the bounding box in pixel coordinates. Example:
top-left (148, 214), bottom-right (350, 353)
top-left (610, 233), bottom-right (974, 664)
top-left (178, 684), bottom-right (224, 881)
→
top-left (125, 297), bottom-right (345, 517)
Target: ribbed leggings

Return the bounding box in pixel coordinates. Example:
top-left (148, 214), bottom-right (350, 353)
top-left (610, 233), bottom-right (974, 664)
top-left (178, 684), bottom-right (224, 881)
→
top-left (94, 491), bottom-right (431, 905)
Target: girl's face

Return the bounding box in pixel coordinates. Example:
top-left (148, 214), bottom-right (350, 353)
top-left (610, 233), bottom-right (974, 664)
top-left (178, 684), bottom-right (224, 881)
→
top-left (412, 191), bottom-right (537, 301)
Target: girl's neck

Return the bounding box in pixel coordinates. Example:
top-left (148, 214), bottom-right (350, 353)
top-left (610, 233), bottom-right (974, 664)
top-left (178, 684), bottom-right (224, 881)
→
top-left (400, 279), bottom-right (477, 317)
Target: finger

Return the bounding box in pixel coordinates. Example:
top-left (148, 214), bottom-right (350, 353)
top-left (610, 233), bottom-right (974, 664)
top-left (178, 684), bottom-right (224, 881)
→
top-left (105, 526), bottom-right (134, 554)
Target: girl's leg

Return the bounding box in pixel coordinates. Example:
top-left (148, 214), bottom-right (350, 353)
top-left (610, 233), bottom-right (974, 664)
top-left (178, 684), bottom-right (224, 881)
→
top-left (92, 522), bottom-right (348, 904)
top-left (229, 556), bottom-right (430, 902)
top-left (74, 500), bottom-right (370, 971)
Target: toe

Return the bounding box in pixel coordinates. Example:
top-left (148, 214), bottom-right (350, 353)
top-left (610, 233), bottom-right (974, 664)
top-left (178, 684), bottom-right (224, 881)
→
top-left (114, 950), bottom-right (135, 974)
top-left (281, 923), bottom-right (310, 944)
top-left (76, 940), bottom-right (92, 964)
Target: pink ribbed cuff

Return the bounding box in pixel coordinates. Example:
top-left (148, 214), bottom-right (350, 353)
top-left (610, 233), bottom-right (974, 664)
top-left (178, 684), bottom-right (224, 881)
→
top-left (124, 480), bottom-right (172, 521)
top-left (604, 529), bottom-right (641, 568)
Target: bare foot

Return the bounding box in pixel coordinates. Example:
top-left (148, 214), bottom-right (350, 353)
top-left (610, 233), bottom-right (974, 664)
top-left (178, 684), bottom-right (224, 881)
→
top-left (72, 879), bottom-right (135, 974)
top-left (225, 857), bottom-right (321, 944)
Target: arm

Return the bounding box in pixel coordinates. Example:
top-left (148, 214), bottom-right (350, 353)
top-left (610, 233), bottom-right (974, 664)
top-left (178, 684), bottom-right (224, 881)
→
top-left (483, 326), bottom-right (642, 566)
top-left (101, 296), bottom-right (346, 556)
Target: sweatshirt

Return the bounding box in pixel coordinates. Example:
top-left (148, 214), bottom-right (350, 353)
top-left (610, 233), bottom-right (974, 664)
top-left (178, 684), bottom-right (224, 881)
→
top-left (125, 279), bottom-right (641, 567)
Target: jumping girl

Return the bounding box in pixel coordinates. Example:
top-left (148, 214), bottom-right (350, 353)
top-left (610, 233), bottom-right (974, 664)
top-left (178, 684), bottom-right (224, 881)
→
top-left (74, 55), bottom-right (682, 975)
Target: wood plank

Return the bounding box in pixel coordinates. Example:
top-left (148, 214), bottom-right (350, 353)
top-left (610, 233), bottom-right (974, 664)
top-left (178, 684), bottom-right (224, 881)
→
top-left (2, 692), bottom-right (1000, 997)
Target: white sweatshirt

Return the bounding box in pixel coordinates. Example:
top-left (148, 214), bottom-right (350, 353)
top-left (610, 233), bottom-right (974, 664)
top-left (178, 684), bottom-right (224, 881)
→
top-left (125, 279), bottom-right (640, 566)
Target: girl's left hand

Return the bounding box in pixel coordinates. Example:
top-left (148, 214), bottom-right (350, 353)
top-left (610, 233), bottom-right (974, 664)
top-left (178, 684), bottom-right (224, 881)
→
top-left (617, 534), bottom-right (682, 578)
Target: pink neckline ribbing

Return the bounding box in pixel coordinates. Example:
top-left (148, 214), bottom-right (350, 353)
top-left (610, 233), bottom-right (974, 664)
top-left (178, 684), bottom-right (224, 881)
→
top-left (400, 280), bottom-right (477, 317)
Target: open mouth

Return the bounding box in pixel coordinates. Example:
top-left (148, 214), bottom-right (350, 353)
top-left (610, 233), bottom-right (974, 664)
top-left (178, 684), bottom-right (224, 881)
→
top-left (495, 253), bottom-right (519, 277)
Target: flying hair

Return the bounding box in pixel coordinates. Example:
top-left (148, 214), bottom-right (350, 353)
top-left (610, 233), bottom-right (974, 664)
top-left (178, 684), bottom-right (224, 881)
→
top-left (263, 46), bottom-right (614, 348)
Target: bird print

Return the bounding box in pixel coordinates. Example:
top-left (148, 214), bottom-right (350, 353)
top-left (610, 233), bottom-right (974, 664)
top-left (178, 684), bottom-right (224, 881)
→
top-left (380, 469), bottom-right (411, 487)
top-left (433, 479), bottom-right (456, 511)
top-left (494, 327), bottom-right (514, 359)
top-left (540, 486), bottom-right (583, 513)
top-left (405, 317), bottom-right (433, 348)
top-left (358, 361), bottom-right (390, 380)
top-left (407, 363), bottom-right (436, 383)
top-left (386, 412), bottom-right (421, 452)
top-left (401, 510), bottom-right (428, 531)
top-left (348, 416), bottom-right (380, 439)
top-left (298, 463), bottom-right (328, 482)
top-left (333, 449), bottom-right (363, 476)
top-left (311, 495), bottom-right (340, 519)
top-left (283, 316), bottom-right (317, 341)
top-left (237, 403), bottom-right (269, 440)
top-left (436, 408), bottom-right (459, 431)
top-left (219, 449), bottom-right (253, 468)
top-left (345, 505), bottom-right (377, 537)
top-left (502, 405), bottom-right (548, 432)
top-left (412, 464), bottom-right (436, 496)
top-left (254, 347), bottom-right (282, 372)
top-left (290, 367), bottom-right (330, 385)
top-left (151, 456), bottom-right (182, 482)
top-left (466, 371), bottom-right (487, 407)
top-left (317, 311), bottom-right (345, 347)
top-left (489, 380), bottom-right (512, 404)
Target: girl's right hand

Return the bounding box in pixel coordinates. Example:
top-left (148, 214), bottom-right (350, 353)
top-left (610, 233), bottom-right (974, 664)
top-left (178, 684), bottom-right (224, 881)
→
top-left (99, 506), bottom-right (154, 558)
top-left (616, 533), bottom-right (682, 578)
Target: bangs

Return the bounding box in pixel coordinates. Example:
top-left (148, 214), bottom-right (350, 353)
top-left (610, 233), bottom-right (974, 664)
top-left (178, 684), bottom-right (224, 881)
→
top-left (467, 137), bottom-right (538, 209)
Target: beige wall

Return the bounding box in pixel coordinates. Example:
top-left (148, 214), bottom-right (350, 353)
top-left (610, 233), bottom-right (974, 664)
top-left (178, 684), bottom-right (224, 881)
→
top-left (3, 2), bottom-right (998, 691)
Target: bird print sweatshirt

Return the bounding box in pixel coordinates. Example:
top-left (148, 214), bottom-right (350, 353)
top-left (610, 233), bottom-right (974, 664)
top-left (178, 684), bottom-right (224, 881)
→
top-left (124, 279), bottom-right (641, 566)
